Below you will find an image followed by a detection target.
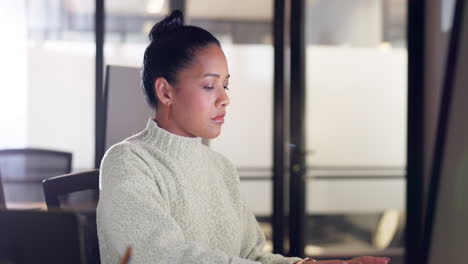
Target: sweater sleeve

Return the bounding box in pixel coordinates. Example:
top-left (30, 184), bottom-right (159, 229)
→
top-left (97, 144), bottom-right (260, 264)
top-left (238, 198), bottom-right (302, 264)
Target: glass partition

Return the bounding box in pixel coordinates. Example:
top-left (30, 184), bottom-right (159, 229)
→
top-left (303, 0), bottom-right (407, 262)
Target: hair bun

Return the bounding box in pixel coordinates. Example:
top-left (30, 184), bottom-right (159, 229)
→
top-left (149, 10), bottom-right (184, 41)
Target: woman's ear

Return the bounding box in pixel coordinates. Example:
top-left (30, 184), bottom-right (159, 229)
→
top-left (154, 77), bottom-right (174, 106)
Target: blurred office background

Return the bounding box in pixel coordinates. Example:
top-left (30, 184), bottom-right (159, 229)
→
top-left (0, 0), bottom-right (430, 263)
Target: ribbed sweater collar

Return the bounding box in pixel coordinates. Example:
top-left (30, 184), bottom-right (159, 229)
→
top-left (143, 119), bottom-right (203, 160)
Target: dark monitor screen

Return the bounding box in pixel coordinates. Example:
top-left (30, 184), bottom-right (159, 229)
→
top-left (424, 0), bottom-right (468, 263)
top-left (0, 210), bottom-right (85, 264)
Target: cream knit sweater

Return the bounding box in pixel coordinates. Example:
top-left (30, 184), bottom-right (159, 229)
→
top-left (97, 120), bottom-right (301, 264)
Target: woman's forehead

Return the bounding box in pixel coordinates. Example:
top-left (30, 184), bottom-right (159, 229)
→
top-left (191, 45), bottom-right (229, 76)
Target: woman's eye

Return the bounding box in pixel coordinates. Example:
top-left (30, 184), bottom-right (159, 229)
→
top-left (203, 85), bottom-right (229, 90)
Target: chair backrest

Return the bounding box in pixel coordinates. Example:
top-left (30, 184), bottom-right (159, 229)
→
top-left (43, 169), bottom-right (99, 209)
top-left (0, 210), bottom-right (85, 264)
top-left (0, 148), bottom-right (72, 202)
top-left (42, 169), bottom-right (100, 264)
top-left (0, 148), bottom-right (72, 181)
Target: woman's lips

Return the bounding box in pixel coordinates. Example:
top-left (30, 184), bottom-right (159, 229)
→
top-left (211, 113), bottom-right (226, 124)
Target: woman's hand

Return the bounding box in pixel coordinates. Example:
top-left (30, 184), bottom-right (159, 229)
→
top-left (294, 256), bottom-right (390, 264)
top-left (348, 256), bottom-right (391, 264)
top-left (294, 260), bottom-right (360, 264)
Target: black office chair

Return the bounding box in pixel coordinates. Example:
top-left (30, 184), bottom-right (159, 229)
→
top-left (0, 148), bottom-right (72, 202)
top-left (43, 169), bottom-right (100, 264)
top-left (43, 169), bottom-right (99, 208)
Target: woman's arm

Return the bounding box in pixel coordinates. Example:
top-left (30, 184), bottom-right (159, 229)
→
top-left (237, 197), bottom-right (301, 264)
top-left (236, 200), bottom-right (390, 264)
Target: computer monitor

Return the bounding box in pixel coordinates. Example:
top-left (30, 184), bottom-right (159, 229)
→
top-left (423, 0), bottom-right (468, 263)
top-left (0, 210), bottom-right (85, 264)
top-left (0, 171), bottom-right (5, 209)
top-left (103, 65), bottom-right (153, 152)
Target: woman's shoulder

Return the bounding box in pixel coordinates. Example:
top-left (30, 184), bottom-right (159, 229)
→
top-left (102, 141), bottom-right (134, 161)
top-left (101, 132), bottom-right (169, 173)
top-left (103, 121), bottom-right (169, 157)
top-left (103, 135), bottom-right (147, 161)
top-left (99, 135), bottom-right (175, 190)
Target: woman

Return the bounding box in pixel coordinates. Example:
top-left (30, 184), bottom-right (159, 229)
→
top-left (97, 10), bottom-right (390, 264)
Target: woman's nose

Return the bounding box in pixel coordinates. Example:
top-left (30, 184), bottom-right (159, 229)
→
top-left (217, 89), bottom-right (230, 107)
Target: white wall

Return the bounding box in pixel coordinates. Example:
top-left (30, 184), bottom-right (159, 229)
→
top-left (0, 2), bottom-right (28, 148)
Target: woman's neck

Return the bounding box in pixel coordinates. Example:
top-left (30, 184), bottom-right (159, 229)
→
top-left (154, 109), bottom-right (196, 138)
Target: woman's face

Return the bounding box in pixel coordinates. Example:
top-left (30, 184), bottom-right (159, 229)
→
top-left (169, 44), bottom-right (230, 139)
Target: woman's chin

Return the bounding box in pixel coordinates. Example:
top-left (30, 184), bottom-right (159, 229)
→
top-left (203, 128), bottom-right (222, 139)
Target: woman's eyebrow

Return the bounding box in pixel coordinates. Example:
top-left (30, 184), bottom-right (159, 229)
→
top-left (202, 73), bottom-right (230, 78)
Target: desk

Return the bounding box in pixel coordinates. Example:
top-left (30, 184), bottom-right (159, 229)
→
top-left (6, 202), bottom-right (47, 210)
top-left (6, 201), bottom-right (97, 211)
